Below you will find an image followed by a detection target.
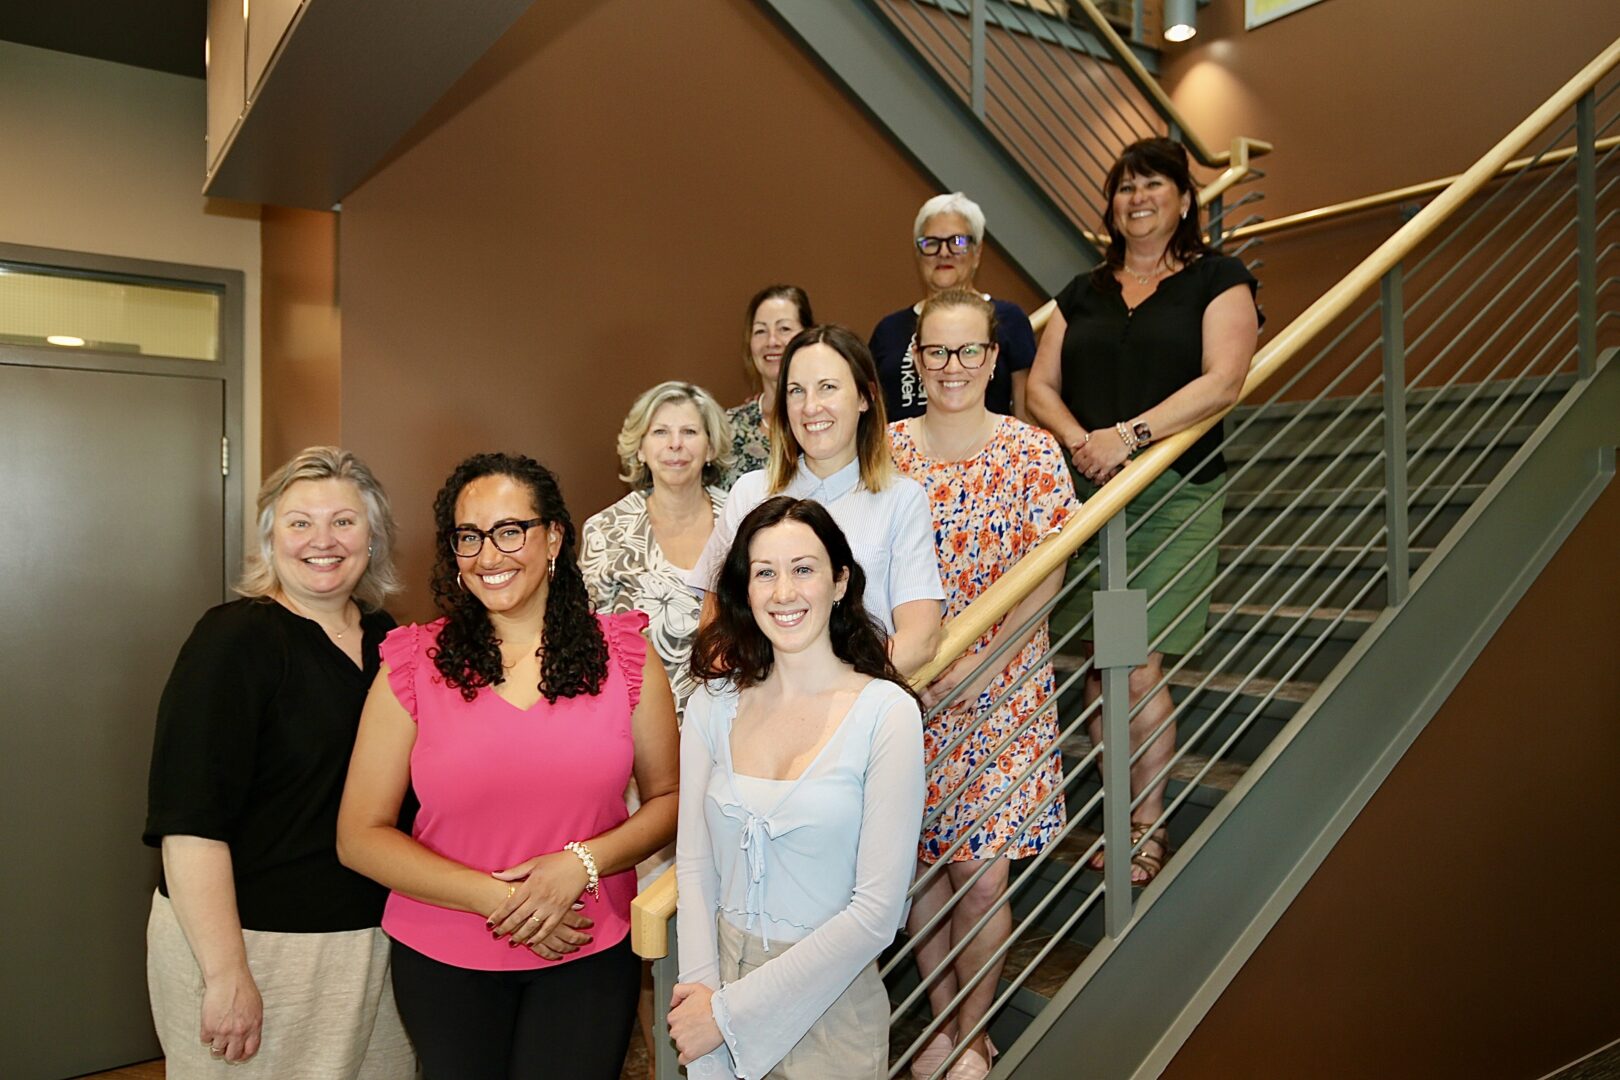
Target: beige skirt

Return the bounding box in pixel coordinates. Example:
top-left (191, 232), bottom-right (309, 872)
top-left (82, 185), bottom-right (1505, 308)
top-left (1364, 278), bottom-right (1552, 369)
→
top-left (717, 917), bottom-right (889, 1079)
top-left (146, 891), bottom-right (415, 1079)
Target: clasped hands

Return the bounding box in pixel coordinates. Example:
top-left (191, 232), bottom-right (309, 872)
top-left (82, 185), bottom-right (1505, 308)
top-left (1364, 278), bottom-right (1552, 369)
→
top-left (485, 850), bottom-right (596, 960)
top-left (1069, 427), bottom-right (1129, 486)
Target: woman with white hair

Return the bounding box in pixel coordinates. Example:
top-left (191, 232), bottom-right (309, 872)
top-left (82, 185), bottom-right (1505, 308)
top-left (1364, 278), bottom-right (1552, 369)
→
top-left (869, 192), bottom-right (1038, 424)
top-left (143, 446), bottom-right (414, 1077)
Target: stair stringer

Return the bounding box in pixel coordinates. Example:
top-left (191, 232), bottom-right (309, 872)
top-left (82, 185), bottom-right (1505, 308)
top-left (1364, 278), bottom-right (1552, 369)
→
top-left (999, 350), bottom-right (1620, 1080)
top-left (754, 0), bottom-right (1096, 295)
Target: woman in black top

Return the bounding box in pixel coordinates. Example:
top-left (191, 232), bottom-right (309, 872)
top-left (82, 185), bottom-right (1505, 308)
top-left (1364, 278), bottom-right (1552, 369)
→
top-left (1028, 138), bottom-right (1260, 886)
top-left (143, 447), bottom-right (415, 1077)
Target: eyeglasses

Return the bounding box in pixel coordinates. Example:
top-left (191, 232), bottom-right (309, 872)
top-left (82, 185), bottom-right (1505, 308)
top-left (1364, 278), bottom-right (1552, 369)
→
top-left (914, 234), bottom-right (975, 257)
top-left (916, 342), bottom-right (993, 370)
top-left (450, 518), bottom-right (543, 557)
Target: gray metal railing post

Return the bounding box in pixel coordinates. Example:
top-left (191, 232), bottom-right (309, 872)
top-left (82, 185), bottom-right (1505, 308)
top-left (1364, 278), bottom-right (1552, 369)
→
top-left (1380, 263), bottom-right (1411, 606)
top-left (1208, 192), bottom-right (1225, 251)
top-left (652, 922), bottom-right (680, 1078)
top-left (969, 0), bottom-right (987, 119)
top-left (1094, 512), bottom-right (1149, 937)
top-left (1576, 88), bottom-right (1597, 379)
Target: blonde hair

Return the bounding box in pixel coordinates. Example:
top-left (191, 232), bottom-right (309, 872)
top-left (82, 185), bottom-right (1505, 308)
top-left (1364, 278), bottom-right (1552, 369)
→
top-left (615, 381), bottom-right (733, 489)
top-left (917, 288), bottom-right (1000, 343)
top-left (766, 325), bottom-right (894, 494)
top-left (237, 446), bottom-right (402, 609)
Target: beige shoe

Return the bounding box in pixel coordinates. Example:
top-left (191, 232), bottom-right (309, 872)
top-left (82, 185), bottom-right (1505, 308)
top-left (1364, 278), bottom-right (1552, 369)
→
top-left (946, 1036), bottom-right (997, 1079)
top-left (910, 1031), bottom-right (955, 1079)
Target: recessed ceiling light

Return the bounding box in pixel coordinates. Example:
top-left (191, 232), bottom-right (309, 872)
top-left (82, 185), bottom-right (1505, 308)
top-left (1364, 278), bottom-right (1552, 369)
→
top-left (46, 335), bottom-right (86, 347)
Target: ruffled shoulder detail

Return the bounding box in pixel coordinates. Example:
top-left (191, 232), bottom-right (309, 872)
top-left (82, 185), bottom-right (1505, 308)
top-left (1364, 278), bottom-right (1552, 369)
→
top-left (600, 610), bottom-right (650, 710)
top-left (380, 620), bottom-right (444, 720)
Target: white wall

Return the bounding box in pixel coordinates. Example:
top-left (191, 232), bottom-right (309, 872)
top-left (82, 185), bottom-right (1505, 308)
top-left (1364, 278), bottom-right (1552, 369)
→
top-left (0, 41), bottom-right (262, 517)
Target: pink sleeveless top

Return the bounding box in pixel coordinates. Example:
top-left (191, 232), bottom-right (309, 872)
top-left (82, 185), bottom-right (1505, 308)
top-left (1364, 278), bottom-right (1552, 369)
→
top-left (379, 611), bottom-right (647, 970)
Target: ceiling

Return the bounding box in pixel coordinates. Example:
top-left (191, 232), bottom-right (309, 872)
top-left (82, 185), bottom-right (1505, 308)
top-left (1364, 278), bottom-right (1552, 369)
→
top-left (0, 1), bottom-right (206, 78)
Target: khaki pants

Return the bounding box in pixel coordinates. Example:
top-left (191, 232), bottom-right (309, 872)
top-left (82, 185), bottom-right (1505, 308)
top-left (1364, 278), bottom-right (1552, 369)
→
top-left (147, 891), bottom-right (415, 1079)
top-left (716, 917), bottom-right (888, 1079)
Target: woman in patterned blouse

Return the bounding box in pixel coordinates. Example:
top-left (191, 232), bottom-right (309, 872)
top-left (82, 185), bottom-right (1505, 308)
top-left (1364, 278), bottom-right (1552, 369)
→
top-left (722, 285), bottom-right (814, 489)
top-left (890, 289), bottom-right (1078, 1080)
top-left (582, 380), bottom-right (733, 721)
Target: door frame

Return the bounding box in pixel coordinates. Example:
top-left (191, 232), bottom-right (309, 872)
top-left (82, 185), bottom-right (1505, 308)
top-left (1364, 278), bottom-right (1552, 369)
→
top-left (0, 240), bottom-right (246, 587)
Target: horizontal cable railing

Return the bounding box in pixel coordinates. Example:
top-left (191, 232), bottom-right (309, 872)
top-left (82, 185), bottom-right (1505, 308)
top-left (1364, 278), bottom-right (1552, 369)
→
top-left (868, 0), bottom-right (1272, 251)
top-left (635, 35), bottom-right (1619, 1080)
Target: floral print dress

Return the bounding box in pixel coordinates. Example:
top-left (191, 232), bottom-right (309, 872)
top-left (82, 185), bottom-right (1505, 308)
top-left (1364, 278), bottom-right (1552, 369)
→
top-left (890, 416), bottom-right (1079, 862)
top-left (722, 396), bottom-right (770, 490)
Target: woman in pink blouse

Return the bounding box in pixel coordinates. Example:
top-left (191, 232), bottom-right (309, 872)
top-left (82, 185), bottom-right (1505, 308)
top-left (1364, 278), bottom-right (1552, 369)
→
top-left (338, 452), bottom-right (679, 1079)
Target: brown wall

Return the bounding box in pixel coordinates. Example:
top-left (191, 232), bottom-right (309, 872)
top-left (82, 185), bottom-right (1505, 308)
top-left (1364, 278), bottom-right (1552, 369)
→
top-left (337, 0), bottom-right (1041, 618)
top-left (1160, 0), bottom-right (1620, 348)
top-left (260, 205), bottom-right (342, 471)
top-left (1162, 479), bottom-right (1620, 1079)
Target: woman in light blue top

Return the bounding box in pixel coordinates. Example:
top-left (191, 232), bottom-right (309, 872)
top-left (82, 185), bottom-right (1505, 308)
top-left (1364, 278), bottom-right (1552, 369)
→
top-left (670, 496), bottom-right (925, 1079)
top-left (688, 324), bottom-right (945, 677)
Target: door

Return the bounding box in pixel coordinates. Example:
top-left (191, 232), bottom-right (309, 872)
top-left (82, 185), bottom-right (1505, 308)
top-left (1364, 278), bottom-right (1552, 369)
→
top-left (0, 364), bottom-right (227, 1078)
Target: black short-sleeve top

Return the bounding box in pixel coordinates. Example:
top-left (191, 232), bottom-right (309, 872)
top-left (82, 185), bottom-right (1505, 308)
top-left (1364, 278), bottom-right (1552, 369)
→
top-left (1054, 254), bottom-right (1258, 483)
top-left (143, 597), bottom-right (396, 933)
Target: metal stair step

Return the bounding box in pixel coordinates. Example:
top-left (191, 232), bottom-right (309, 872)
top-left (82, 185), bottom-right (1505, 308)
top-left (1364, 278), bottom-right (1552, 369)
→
top-left (1224, 483), bottom-right (1486, 511)
top-left (1050, 655), bottom-right (1321, 707)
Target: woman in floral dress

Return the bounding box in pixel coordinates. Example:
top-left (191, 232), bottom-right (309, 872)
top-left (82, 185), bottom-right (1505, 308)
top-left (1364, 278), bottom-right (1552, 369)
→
top-left (889, 289), bottom-right (1078, 1080)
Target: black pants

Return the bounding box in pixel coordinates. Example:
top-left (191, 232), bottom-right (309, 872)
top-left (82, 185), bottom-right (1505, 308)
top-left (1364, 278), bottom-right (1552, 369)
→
top-left (391, 936), bottom-right (639, 1080)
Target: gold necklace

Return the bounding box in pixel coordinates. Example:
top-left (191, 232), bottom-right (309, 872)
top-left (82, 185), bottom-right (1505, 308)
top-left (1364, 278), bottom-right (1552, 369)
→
top-left (1124, 262), bottom-right (1167, 286)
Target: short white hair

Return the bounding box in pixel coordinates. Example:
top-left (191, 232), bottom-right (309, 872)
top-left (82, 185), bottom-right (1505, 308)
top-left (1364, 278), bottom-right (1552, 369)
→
top-left (913, 192), bottom-right (986, 243)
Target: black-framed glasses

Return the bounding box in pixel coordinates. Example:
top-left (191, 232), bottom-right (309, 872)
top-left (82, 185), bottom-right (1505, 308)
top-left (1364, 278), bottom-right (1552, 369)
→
top-left (914, 233), bottom-right (975, 256)
top-left (450, 518), bottom-right (543, 557)
top-left (916, 341), bottom-right (993, 370)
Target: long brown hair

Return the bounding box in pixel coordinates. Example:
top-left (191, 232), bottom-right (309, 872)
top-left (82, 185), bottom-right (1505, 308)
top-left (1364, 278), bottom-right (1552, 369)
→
top-left (689, 496), bottom-right (915, 698)
top-left (765, 324), bottom-right (894, 494)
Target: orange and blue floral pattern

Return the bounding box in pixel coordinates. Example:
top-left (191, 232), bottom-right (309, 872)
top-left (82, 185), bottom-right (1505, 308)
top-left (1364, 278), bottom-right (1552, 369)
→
top-left (891, 416), bottom-right (1079, 863)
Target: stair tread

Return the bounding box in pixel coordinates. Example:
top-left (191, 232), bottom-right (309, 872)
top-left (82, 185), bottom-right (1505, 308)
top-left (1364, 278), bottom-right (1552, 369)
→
top-left (1208, 601), bottom-right (1380, 623)
top-left (1168, 667), bottom-right (1320, 704)
top-left (1050, 655), bottom-right (1321, 705)
top-left (1217, 543), bottom-right (1436, 556)
top-left (1057, 735), bottom-right (1250, 793)
top-left (1224, 421), bottom-right (1540, 458)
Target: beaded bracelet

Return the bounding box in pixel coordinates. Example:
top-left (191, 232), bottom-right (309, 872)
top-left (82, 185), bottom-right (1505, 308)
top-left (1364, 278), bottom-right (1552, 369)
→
top-left (1116, 420), bottom-right (1140, 455)
top-left (564, 841), bottom-right (601, 901)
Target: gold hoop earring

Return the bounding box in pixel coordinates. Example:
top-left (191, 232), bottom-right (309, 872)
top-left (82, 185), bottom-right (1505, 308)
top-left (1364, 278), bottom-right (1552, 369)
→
top-left (549, 556), bottom-right (557, 578)
top-left (456, 572), bottom-right (464, 591)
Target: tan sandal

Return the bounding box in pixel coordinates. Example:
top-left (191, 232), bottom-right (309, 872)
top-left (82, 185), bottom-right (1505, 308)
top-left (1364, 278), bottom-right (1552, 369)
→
top-left (1129, 824), bottom-right (1169, 886)
top-left (1087, 819), bottom-right (1159, 873)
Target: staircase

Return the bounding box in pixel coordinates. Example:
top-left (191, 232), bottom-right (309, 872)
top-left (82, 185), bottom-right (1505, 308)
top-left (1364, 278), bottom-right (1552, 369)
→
top-left (630, 17), bottom-right (1620, 1080)
top-left (904, 374), bottom-right (1581, 1063)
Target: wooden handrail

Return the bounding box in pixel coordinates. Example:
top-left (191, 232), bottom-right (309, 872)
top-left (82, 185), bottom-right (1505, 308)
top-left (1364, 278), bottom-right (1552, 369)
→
top-left (1228, 134), bottom-right (1620, 241)
top-left (1068, 0), bottom-right (1273, 170)
top-left (630, 865), bottom-right (678, 959)
top-left (909, 35), bottom-right (1620, 689)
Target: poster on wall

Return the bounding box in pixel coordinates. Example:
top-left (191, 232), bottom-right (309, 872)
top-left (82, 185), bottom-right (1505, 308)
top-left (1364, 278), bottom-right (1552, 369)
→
top-left (1246, 0), bottom-right (1328, 29)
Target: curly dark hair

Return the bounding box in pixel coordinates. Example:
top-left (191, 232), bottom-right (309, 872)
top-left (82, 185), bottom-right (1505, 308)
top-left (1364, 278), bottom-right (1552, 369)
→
top-left (428, 452), bottom-right (608, 703)
top-left (690, 496), bottom-right (916, 700)
top-left (1091, 137), bottom-right (1212, 291)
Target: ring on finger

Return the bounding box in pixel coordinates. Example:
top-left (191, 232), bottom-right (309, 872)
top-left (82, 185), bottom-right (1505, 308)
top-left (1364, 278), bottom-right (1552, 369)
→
top-left (528, 913), bottom-right (543, 923)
